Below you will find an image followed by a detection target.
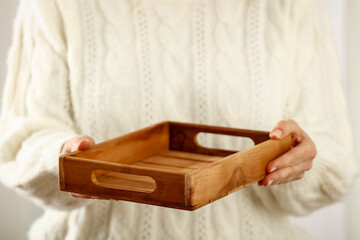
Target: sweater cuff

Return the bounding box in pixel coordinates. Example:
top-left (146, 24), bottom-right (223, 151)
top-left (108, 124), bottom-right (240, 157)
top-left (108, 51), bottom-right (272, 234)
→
top-left (0, 130), bottom-right (95, 211)
top-left (309, 134), bottom-right (359, 200)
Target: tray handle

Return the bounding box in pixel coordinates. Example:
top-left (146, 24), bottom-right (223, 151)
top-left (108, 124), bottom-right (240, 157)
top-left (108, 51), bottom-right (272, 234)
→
top-left (168, 121), bottom-right (270, 156)
top-left (60, 157), bottom-right (187, 205)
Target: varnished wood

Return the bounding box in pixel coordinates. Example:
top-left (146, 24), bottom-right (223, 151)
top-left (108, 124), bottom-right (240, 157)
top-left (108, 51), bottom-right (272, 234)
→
top-left (131, 161), bottom-right (193, 173)
top-left (168, 121), bottom-right (270, 156)
top-left (158, 150), bottom-right (221, 162)
top-left (188, 135), bottom-right (291, 207)
top-left (59, 121), bottom-right (291, 210)
top-left (140, 155), bottom-right (211, 169)
top-left (93, 170), bottom-right (156, 193)
top-left (70, 122), bottom-right (169, 164)
top-left (60, 156), bottom-right (188, 208)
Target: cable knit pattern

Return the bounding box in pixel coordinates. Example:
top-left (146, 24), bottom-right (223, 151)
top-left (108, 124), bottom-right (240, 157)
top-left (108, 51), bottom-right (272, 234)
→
top-left (192, 1), bottom-right (209, 239)
top-left (135, 4), bottom-right (155, 239)
top-left (98, 0), bottom-right (141, 141)
top-left (155, 0), bottom-right (192, 121)
top-left (213, 0), bottom-right (247, 126)
top-left (0, 0), bottom-right (358, 239)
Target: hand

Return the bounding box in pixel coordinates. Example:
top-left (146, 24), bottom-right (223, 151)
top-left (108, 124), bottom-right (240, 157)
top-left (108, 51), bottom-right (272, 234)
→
top-left (60, 135), bottom-right (95, 155)
top-left (258, 119), bottom-right (317, 187)
top-left (61, 135), bottom-right (108, 199)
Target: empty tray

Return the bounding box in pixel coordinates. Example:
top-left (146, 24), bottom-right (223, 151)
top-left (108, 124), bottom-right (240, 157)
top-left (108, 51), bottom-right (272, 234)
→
top-left (59, 121), bottom-right (291, 210)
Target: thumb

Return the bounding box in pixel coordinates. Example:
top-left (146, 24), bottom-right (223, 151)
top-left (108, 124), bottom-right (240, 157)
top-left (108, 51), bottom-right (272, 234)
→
top-left (269, 119), bottom-right (300, 140)
top-left (71, 136), bottom-right (95, 152)
top-left (77, 139), bottom-right (93, 150)
top-left (269, 128), bottom-right (283, 140)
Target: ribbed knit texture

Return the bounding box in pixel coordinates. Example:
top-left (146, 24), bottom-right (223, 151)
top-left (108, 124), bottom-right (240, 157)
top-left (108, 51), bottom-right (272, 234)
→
top-left (0, 0), bottom-right (358, 239)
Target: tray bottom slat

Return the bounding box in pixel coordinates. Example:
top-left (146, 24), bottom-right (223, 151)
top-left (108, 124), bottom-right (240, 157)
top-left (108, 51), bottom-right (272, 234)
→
top-left (158, 150), bottom-right (222, 162)
top-left (129, 150), bottom-right (222, 173)
top-left (131, 161), bottom-right (193, 173)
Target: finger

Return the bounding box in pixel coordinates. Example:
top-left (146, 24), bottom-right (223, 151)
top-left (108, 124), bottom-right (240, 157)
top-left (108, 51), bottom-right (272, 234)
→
top-left (77, 140), bottom-right (93, 150)
top-left (269, 119), bottom-right (302, 140)
top-left (61, 135), bottom-right (95, 154)
top-left (70, 192), bottom-right (111, 200)
top-left (263, 160), bottom-right (312, 186)
top-left (70, 193), bottom-right (93, 199)
top-left (61, 141), bottom-right (74, 154)
top-left (60, 143), bottom-right (70, 154)
top-left (70, 136), bottom-right (95, 152)
top-left (266, 141), bottom-right (310, 173)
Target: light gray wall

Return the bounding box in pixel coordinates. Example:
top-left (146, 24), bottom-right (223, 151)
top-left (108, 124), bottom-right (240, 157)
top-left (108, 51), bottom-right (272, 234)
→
top-left (0, 1), bottom-right (43, 239)
top-left (0, 0), bottom-right (18, 98)
top-left (291, 1), bottom-right (350, 240)
top-left (0, 0), bottom-right (356, 239)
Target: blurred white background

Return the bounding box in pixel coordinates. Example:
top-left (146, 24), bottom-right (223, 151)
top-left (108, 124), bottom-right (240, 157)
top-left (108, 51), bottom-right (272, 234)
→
top-left (0, 0), bottom-right (359, 239)
top-left (0, 1), bottom-right (43, 240)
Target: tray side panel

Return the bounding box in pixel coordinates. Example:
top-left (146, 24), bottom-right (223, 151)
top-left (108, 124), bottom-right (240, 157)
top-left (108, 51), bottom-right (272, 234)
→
top-left (168, 121), bottom-right (270, 157)
top-left (60, 156), bottom-right (188, 208)
top-left (189, 136), bottom-right (291, 206)
top-left (69, 122), bottom-right (169, 164)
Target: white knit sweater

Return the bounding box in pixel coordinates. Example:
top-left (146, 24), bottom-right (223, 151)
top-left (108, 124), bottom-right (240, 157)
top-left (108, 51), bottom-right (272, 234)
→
top-left (0, 0), bottom-right (358, 239)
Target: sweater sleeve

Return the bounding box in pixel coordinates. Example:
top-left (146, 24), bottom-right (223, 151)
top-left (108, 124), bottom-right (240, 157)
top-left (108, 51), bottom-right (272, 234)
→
top-left (252, 0), bottom-right (359, 216)
top-left (0, 0), bottom-right (92, 211)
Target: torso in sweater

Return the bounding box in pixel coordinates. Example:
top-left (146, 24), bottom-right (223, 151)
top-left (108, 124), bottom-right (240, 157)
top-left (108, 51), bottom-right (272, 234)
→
top-left (34, 1), bottom-right (298, 239)
top-left (2, 0), bottom-right (356, 239)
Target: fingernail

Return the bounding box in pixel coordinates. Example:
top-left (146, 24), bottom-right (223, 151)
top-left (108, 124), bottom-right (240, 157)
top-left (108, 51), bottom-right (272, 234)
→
top-left (269, 167), bottom-right (276, 173)
top-left (271, 129), bottom-right (283, 138)
top-left (266, 179), bottom-right (273, 187)
top-left (77, 140), bottom-right (90, 149)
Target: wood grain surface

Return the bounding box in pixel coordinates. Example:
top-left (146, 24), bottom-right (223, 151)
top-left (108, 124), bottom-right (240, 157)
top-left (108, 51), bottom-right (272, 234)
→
top-left (59, 121), bottom-right (291, 210)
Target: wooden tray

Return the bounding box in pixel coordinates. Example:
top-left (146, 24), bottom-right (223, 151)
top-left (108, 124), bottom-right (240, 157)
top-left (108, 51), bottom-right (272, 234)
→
top-left (59, 121), bottom-right (291, 210)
